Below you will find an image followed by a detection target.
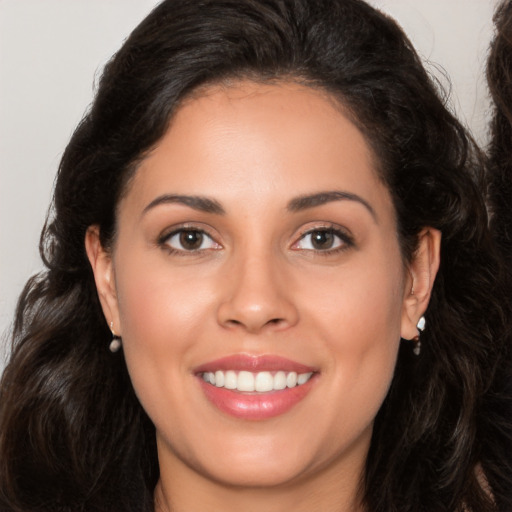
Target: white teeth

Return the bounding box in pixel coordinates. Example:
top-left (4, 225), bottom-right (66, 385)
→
top-left (214, 370), bottom-right (224, 387)
top-left (297, 372), bottom-right (312, 385)
top-left (237, 371), bottom-right (255, 392)
top-left (224, 370), bottom-right (237, 390)
top-left (274, 371), bottom-right (287, 390)
top-left (286, 372), bottom-right (297, 388)
top-left (202, 370), bottom-right (313, 392)
top-left (255, 371), bottom-right (273, 392)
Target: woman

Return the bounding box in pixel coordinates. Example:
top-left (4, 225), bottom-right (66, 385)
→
top-left (0, 0), bottom-right (510, 511)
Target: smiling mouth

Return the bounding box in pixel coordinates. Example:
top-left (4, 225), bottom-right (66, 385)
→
top-left (195, 354), bottom-right (318, 420)
top-left (201, 370), bottom-right (314, 392)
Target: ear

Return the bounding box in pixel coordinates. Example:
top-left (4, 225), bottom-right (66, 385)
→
top-left (85, 225), bottom-right (121, 335)
top-left (401, 228), bottom-right (441, 340)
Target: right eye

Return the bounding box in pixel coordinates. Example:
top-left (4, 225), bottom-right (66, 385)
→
top-left (162, 228), bottom-right (221, 253)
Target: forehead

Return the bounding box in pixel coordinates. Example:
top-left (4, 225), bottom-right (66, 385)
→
top-left (120, 81), bottom-right (392, 220)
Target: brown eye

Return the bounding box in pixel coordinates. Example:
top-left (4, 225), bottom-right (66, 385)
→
top-left (310, 230), bottom-right (335, 250)
top-left (179, 230), bottom-right (204, 250)
top-left (163, 229), bottom-right (220, 252)
top-left (293, 227), bottom-right (353, 253)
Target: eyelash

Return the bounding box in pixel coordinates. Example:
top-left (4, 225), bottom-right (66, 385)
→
top-left (292, 225), bottom-right (354, 255)
top-left (158, 226), bottom-right (221, 256)
top-left (157, 224), bottom-right (354, 256)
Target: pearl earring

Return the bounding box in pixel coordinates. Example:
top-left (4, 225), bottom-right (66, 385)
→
top-left (109, 321), bottom-right (122, 353)
top-left (412, 316), bottom-right (425, 356)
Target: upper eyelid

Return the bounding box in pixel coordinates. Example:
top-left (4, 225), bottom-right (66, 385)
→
top-left (158, 223), bottom-right (219, 243)
top-left (295, 223), bottom-right (353, 240)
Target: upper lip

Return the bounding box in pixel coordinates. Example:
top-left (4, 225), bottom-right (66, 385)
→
top-left (194, 354), bottom-right (317, 374)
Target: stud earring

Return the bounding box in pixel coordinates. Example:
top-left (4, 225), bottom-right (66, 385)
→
top-left (412, 316), bottom-right (425, 356)
top-left (109, 321), bottom-right (122, 353)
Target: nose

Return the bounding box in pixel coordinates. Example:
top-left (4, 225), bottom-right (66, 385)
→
top-left (216, 251), bottom-right (299, 334)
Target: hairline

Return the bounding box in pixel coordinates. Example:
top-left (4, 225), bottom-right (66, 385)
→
top-left (109, 74), bottom-right (395, 249)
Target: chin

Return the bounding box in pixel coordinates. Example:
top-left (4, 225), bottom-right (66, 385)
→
top-left (200, 455), bottom-right (311, 489)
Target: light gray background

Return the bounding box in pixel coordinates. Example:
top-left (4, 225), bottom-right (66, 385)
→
top-left (0, 0), bottom-right (500, 369)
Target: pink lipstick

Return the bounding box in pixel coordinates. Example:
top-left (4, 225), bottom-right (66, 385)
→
top-left (195, 355), bottom-right (318, 420)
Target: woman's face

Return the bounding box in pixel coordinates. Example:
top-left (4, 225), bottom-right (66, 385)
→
top-left (89, 82), bottom-right (428, 493)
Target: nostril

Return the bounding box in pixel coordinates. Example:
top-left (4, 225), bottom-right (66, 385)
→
top-left (226, 319), bottom-right (243, 327)
top-left (223, 316), bottom-right (286, 331)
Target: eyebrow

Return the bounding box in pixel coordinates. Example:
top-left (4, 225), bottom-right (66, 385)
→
top-left (142, 194), bottom-right (225, 216)
top-left (141, 190), bottom-right (376, 220)
top-left (287, 191), bottom-right (377, 221)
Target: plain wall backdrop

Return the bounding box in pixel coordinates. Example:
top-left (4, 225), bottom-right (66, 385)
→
top-left (0, 0), bottom-right (500, 369)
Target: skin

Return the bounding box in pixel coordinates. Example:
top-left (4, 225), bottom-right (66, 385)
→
top-left (86, 81), bottom-right (440, 512)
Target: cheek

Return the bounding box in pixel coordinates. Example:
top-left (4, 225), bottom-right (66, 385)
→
top-left (116, 254), bottom-right (213, 336)
top-left (301, 250), bottom-right (405, 345)
top-left (299, 254), bottom-right (404, 417)
top-left (112, 258), bottom-right (217, 393)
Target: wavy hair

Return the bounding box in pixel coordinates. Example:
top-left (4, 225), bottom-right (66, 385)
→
top-left (1, 1), bottom-right (510, 511)
top-left (488, 0), bottom-right (512, 266)
top-left (484, 6), bottom-right (512, 510)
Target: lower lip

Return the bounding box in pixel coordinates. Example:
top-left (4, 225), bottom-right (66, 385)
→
top-left (198, 375), bottom-right (317, 420)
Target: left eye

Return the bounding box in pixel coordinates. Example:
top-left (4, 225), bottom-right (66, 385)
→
top-left (294, 229), bottom-right (347, 251)
top-left (164, 229), bottom-right (219, 251)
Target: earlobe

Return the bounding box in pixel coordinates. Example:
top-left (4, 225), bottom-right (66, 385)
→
top-left (84, 226), bottom-right (121, 334)
top-left (401, 228), bottom-right (441, 340)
